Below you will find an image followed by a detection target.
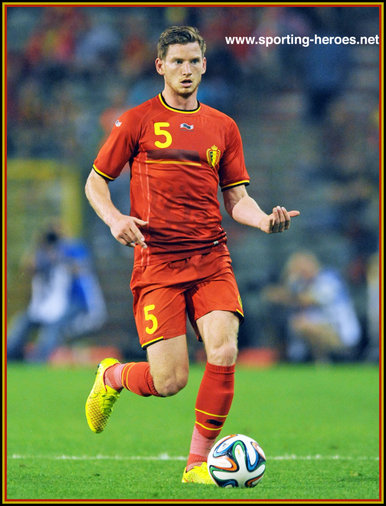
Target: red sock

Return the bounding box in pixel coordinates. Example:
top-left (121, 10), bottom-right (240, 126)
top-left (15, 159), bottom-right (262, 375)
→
top-left (187, 362), bottom-right (235, 469)
top-left (105, 362), bottom-right (160, 397)
top-left (120, 362), bottom-right (161, 397)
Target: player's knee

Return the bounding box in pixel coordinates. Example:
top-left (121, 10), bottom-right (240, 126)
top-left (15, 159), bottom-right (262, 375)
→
top-left (154, 371), bottom-right (188, 397)
top-left (207, 341), bottom-right (238, 366)
top-left (157, 379), bottom-right (186, 397)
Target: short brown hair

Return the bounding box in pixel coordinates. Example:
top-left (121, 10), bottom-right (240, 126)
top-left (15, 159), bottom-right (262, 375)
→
top-left (157, 26), bottom-right (206, 60)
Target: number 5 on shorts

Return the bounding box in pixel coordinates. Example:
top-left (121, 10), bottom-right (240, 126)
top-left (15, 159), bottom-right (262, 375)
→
top-left (144, 304), bottom-right (158, 335)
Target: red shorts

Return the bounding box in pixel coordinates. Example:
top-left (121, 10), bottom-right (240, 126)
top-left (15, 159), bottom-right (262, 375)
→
top-left (130, 245), bottom-right (244, 348)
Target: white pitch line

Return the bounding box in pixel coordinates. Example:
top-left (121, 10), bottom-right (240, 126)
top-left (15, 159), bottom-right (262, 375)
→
top-left (8, 453), bottom-right (379, 461)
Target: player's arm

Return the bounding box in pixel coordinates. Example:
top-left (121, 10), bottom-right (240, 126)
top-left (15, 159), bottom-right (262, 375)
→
top-left (223, 185), bottom-right (300, 234)
top-left (85, 170), bottom-right (148, 248)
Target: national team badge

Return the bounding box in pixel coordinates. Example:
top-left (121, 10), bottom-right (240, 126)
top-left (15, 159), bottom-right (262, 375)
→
top-left (206, 145), bottom-right (221, 169)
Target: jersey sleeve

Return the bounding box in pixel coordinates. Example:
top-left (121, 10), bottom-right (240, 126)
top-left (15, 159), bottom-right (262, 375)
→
top-left (219, 119), bottom-right (250, 191)
top-left (93, 110), bottom-right (141, 180)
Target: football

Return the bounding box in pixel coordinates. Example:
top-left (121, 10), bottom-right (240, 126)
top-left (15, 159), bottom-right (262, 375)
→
top-left (207, 434), bottom-right (266, 488)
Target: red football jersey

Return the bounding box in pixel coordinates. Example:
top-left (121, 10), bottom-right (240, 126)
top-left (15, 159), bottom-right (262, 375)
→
top-left (93, 94), bottom-right (250, 266)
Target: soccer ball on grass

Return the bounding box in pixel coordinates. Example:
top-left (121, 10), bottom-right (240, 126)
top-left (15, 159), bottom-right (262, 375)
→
top-left (207, 434), bottom-right (266, 488)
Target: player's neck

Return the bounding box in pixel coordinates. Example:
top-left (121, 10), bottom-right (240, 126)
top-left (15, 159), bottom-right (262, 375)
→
top-left (161, 89), bottom-right (199, 111)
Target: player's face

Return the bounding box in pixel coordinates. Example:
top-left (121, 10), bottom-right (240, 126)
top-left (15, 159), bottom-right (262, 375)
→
top-left (156, 42), bottom-right (206, 98)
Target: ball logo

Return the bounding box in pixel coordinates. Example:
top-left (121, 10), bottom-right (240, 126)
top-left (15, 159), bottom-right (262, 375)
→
top-left (206, 145), bottom-right (221, 169)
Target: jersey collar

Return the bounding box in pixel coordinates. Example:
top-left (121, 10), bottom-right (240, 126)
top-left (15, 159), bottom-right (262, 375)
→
top-left (158, 93), bottom-right (201, 114)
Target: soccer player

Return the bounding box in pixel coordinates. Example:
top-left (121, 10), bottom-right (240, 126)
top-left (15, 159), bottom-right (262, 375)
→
top-left (85, 26), bottom-right (300, 484)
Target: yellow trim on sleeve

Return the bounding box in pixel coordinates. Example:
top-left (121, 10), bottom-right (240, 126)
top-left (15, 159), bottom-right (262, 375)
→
top-left (93, 164), bottom-right (115, 181)
top-left (221, 180), bottom-right (250, 191)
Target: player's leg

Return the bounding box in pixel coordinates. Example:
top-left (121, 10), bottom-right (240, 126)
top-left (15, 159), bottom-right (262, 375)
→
top-left (105, 334), bottom-right (189, 397)
top-left (113, 280), bottom-right (189, 396)
top-left (182, 310), bottom-right (239, 484)
top-left (198, 309), bottom-right (239, 366)
top-left (86, 274), bottom-right (189, 433)
top-left (188, 310), bottom-right (239, 463)
top-left (182, 250), bottom-right (242, 484)
top-left (85, 335), bottom-right (189, 434)
top-left (146, 335), bottom-right (189, 396)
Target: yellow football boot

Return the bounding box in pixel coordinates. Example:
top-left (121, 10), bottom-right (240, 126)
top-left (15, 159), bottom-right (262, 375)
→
top-left (85, 358), bottom-right (121, 433)
top-left (181, 462), bottom-right (215, 485)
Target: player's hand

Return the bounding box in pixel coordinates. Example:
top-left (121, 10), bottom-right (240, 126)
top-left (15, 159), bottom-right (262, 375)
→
top-left (264, 206), bottom-right (300, 234)
top-left (110, 215), bottom-right (148, 248)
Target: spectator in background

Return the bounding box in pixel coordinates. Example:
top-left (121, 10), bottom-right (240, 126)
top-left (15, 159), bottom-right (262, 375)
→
top-left (365, 251), bottom-right (379, 362)
top-left (262, 250), bottom-right (362, 363)
top-left (7, 224), bottom-right (107, 363)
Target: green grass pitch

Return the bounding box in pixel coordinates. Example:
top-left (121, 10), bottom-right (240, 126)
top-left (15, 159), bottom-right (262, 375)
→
top-left (5, 362), bottom-right (380, 502)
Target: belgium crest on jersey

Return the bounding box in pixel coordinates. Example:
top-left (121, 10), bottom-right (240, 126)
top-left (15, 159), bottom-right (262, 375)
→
top-left (206, 145), bottom-right (221, 169)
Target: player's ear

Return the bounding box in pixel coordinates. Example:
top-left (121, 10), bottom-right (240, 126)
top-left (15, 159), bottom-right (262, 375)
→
top-left (155, 58), bottom-right (165, 76)
top-left (201, 56), bottom-right (207, 75)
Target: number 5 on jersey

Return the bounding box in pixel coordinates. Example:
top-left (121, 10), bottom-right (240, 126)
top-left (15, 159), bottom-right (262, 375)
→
top-left (144, 304), bottom-right (158, 334)
top-left (154, 122), bottom-right (172, 148)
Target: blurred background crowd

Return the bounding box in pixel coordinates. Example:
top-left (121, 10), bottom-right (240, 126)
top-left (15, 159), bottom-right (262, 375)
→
top-left (6, 5), bottom-right (380, 365)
